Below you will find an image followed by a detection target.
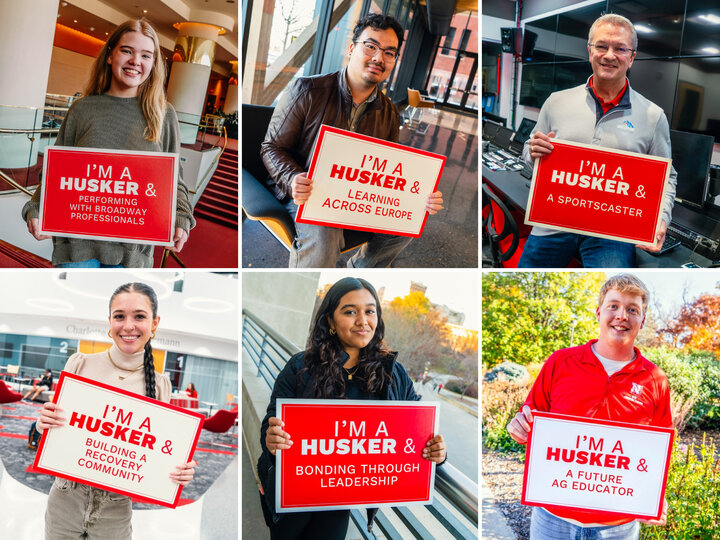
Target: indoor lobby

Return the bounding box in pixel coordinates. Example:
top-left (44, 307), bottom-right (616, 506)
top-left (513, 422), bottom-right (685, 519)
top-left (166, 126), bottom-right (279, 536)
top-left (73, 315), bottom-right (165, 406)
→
top-left (0, 0), bottom-right (239, 269)
top-left (0, 271), bottom-right (238, 539)
top-left (242, 0), bottom-right (479, 268)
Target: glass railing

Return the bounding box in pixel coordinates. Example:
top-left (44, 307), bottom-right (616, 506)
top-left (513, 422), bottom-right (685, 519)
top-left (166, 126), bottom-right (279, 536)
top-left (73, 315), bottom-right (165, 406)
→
top-left (0, 99), bottom-right (231, 196)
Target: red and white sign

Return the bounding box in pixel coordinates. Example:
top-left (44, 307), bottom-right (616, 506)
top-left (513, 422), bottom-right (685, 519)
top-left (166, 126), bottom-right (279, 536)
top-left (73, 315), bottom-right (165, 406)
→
top-left (297, 125), bottom-right (446, 237)
top-left (526, 140), bottom-right (672, 245)
top-left (276, 399), bottom-right (439, 512)
top-left (522, 411), bottom-right (674, 521)
top-left (39, 146), bottom-right (179, 245)
top-left (33, 372), bottom-right (204, 508)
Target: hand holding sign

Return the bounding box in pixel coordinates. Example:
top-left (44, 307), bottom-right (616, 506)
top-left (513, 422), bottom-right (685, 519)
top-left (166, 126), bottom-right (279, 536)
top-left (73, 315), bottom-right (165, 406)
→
top-left (28, 218), bottom-right (51, 241)
top-left (266, 416), bottom-right (293, 455)
top-left (636, 220), bottom-right (667, 254)
top-left (422, 434), bottom-right (446, 463)
top-left (38, 401), bottom-right (66, 430)
top-left (528, 131), bottom-right (556, 159)
top-left (507, 405), bottom-right (534, 444)
top-left (292, 173), bottom-right (313, 205)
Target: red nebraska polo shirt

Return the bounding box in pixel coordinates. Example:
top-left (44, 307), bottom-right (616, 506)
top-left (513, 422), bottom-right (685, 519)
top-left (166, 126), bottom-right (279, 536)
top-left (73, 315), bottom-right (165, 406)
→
top-left (589, 76), bottom-right (628, 114)
top-left (522, 339), bottom-right (672, 525)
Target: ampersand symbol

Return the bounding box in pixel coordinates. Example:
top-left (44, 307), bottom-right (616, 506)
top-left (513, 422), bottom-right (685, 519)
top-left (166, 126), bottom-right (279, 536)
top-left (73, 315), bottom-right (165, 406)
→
top-left (635, 185), bottom-right (646, 199)
top-left (404, 438), bottom-right (415, 453)
top-left (146, 183), bottom-right (157, 197)
top-left (637, 458), bottom-right (648, 472)
top-left (161, 440), bottom-right (173, 455)
top-left (410, 181), bottom-right (420, 194)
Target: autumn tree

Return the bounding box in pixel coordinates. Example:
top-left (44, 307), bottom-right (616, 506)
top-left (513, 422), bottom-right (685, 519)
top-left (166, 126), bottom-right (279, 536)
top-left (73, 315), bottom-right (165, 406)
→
top-left (383, 292), bottom-right (450, 376)
top-left (482, 272), bottom-right (606, 367)
top-left (660, 293), bottom-right (720, 351)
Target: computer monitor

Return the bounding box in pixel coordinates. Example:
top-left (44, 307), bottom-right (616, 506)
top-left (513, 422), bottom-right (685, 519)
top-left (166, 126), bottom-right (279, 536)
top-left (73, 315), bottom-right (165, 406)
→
top-left (492, 126), bottom-right (515, 150)
top-left (483, 121), bottom-right (501, 141)
top-left (514, 118), bottom-right (537, 144)
top-left (670, 129), bottom-right (714, 208)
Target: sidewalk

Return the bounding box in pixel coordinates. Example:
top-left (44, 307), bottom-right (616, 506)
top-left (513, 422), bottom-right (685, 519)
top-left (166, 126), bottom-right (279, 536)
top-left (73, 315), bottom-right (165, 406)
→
top-left (482, 478), bottom-right (517, 539)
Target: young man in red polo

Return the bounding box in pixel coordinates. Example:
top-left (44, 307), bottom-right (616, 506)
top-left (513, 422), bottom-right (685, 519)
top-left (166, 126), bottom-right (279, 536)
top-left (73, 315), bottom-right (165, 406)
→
top-left (508, 273), bottom-right (671, 538)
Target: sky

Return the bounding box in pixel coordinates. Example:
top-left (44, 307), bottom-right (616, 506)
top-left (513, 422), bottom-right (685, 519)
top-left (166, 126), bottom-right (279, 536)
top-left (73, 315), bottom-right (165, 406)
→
top-left (613, 270), bottom-right (720, 317)
top-left (318, 271), bottom-right (478, 329)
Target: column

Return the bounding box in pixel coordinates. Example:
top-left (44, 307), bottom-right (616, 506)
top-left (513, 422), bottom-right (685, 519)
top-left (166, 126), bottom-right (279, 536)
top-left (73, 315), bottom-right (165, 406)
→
top-left (224, 61), bottom-right (238, 114)
top-left (166, 22), bottom-right (222, 144)
top-left (0, 0), bottom-right (59, 168)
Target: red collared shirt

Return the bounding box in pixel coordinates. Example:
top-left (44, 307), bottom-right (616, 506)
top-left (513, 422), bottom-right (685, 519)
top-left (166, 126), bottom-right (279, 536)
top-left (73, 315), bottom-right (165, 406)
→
top-left (589, 76), bottom-right (628, 114)
top-left (522, 339), bottom-right (672, 525)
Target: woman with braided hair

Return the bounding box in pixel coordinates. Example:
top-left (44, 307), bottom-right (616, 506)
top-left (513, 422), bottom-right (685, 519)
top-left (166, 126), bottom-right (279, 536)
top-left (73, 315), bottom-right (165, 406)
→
top-left (257, 277), bottom-right (447, 539)
top-left (36, 282), bottom-right (197, 539)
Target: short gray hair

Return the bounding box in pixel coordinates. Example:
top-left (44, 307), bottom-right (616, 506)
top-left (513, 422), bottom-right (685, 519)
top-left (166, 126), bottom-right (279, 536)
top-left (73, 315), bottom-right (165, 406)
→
top-left (588, 14), bottom-right (637, 50)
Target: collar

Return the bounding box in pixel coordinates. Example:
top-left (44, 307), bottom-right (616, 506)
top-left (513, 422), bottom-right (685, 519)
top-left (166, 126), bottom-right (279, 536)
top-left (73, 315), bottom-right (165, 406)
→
top-left (341, 67), bottom-right (379, 106)
top-left (108, 343), bottom-right (146, 369)
top-left (587, 76), bottom-right (628, 113)
top-left (582, 339), bottom-right (645, 374)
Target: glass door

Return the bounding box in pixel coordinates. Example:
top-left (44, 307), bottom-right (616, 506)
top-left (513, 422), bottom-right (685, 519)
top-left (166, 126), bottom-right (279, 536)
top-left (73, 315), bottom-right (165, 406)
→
top-left (443, 52), bottom-right (478, 111)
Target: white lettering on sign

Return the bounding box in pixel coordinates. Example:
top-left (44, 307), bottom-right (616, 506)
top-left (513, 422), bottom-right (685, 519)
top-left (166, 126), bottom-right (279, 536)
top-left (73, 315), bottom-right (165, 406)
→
top-left (59, 177), bottom-right (139, 195)
top-left (300, 438), bottom-right (397, 455)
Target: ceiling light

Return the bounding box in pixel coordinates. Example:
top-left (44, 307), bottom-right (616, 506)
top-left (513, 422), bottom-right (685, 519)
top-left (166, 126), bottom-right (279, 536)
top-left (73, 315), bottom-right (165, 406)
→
top-left (698, 13), bottom-right (720, 24)
top-left (73, 19), bottom-right (77, 23)
top-left (143, 9), bottom-right (148, 13)
top-left (702, 47), bottom-right (720, 54)
top-left (90, 27), bottom-right (95, 31)
top-left (634, 24), bottom-right (654, 34)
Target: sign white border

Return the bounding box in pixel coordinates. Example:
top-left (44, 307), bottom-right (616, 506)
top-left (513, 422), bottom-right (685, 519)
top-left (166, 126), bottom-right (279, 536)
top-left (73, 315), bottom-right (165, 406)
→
top-left (276, 399), bottom-right (440, 513)
top-left (38, 146), bottom-right (179, 246)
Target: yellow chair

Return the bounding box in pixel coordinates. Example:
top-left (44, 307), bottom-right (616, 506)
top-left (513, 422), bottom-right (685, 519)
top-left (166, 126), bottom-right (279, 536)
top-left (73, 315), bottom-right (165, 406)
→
top-left (406, 89), bottom-right (435, 128)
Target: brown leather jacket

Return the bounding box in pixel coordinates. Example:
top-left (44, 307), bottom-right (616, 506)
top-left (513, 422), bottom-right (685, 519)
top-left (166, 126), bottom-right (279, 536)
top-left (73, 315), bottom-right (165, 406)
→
top-left (261, 68), bottom-right (401, 201)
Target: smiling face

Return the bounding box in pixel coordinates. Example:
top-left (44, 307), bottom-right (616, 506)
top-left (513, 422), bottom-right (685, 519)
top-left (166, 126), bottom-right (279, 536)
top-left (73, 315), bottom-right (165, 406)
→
top-left (588, 23), bottom-right (636, 88)
top-left (347, 27), bottom-right (398, 90)
top-left (106, 31), bottom-right (155, 97)
top-left (596, 288), bottom-right (645, 351)
top-left (328, 288), bottom-right (378, 357)
top-left (109, 291), bottom-right (160, 354)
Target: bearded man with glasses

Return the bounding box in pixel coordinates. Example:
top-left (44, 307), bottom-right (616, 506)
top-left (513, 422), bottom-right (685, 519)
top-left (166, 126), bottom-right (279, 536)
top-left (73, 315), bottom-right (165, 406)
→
top-left (261, 13), bottom-right (443, 268)
top-left (518, 14), bottom-right (677, 268)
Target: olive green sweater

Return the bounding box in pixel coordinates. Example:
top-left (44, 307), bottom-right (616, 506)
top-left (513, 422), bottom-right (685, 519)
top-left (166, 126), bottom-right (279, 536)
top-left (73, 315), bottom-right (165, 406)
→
top-left (22, 94), bottom-right (196, 267)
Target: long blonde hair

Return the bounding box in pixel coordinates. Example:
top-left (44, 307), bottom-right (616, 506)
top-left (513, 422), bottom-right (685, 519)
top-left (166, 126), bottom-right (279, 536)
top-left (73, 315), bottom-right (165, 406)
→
top-left (85, 19), bottom-right (167, 143)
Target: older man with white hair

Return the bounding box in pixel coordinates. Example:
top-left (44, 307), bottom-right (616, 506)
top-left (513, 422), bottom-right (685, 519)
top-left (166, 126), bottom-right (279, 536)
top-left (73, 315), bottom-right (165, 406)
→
top-left (519, 13), bottom-right (677, 268)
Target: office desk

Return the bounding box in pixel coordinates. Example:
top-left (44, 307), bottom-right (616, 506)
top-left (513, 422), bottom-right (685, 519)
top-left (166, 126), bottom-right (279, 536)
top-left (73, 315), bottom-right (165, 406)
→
top-left (483, 165), bottom-right (713, 268)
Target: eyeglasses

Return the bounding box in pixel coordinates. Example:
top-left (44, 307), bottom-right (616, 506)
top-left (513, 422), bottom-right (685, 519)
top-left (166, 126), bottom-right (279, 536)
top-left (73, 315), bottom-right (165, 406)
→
top-left (588, 43), bottom-right (635, 56)
top-left (354, 40), bottom-right (398, 61)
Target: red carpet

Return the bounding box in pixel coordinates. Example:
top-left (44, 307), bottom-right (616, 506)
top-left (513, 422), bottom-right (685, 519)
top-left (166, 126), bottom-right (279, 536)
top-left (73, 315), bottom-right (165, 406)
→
top-left (153, 215), bottom-right (237, 268)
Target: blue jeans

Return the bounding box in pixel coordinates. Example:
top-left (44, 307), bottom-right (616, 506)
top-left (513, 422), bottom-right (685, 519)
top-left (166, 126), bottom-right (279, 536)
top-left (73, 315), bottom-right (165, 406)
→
top-left (518, 233), bottom-right (635, 268)
top-left (285, 201), bottom-right (412, 268)
top-left (55, 259), bottom-right (124, 268)
top-left (530, 507), bottom-right (639, 539)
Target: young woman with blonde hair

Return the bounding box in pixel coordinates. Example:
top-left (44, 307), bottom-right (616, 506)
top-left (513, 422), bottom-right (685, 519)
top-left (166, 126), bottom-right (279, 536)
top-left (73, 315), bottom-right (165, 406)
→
top-left (22, 19), bottom-right (195, 268)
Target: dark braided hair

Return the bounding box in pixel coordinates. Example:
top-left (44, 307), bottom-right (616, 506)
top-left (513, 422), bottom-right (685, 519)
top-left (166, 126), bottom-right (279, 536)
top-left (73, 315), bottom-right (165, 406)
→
top-left (300, 277), bottom-right (392, 398)
top-left (109, 282), bottom-right (159, 399)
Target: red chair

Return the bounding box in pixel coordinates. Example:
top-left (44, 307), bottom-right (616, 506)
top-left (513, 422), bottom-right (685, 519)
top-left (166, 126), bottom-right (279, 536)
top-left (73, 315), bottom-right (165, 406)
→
top-left (0, 380), bottom-right (22, 418)
top-left (482, 183), bottom-right (530, 267)
top-left (202, 406), bottom-right (238, 444)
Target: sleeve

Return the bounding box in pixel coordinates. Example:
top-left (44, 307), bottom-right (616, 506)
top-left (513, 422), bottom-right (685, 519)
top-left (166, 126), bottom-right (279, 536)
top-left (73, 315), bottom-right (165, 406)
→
top-left (648, 111), bottom-right (676, 226)
top-left (393, 362), bottom-right (421, 401)
top-left (21, 103), bottom-right (77, 222)
top-left (260, 356), bottom-right (301, 460)
top-left (155, 373), bottom-right (172, 403)
top-left (163, 104), bottom-right (196, 232)
top-left (522, 98), bottom-right (552, 167)
top-left (260, 79), bottom-right (309, 198)
top-left (522, 354), bottom-right (556, 413)
top-left (36, 352), bottom-right (85, 434)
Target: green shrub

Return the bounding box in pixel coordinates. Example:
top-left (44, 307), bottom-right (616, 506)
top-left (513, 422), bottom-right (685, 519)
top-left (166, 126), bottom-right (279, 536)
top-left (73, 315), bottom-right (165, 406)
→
top-left (641, 435), bottom-right (720, 539)
top-left (482, 380), bottom-right (530, 453)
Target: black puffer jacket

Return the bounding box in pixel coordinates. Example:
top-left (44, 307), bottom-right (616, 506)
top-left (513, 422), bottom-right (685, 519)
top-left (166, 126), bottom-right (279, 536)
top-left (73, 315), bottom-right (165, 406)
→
top-left (256, 350), bottom-right (422, 530)
top-left (260, 68), bottom-right (401, 202)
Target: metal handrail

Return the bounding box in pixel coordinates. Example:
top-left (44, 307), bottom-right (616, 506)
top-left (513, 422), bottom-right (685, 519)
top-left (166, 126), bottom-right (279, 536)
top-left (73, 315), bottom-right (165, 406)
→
top-left (0, 170), bottom-right (31, 196)
top-left (241, 309), bottom-right (479, 539)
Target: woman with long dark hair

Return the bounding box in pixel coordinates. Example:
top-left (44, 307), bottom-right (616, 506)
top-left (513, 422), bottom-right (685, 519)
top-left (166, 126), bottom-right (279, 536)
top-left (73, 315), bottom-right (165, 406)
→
top-left (257, 277), bottom-right (446, 539)
top-left (37, 282), bottom-right (197, 539)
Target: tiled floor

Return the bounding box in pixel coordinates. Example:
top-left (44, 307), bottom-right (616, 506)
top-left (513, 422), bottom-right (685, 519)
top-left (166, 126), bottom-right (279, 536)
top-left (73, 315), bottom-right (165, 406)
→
top-left (242, 107), bottom-right (478, 268)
